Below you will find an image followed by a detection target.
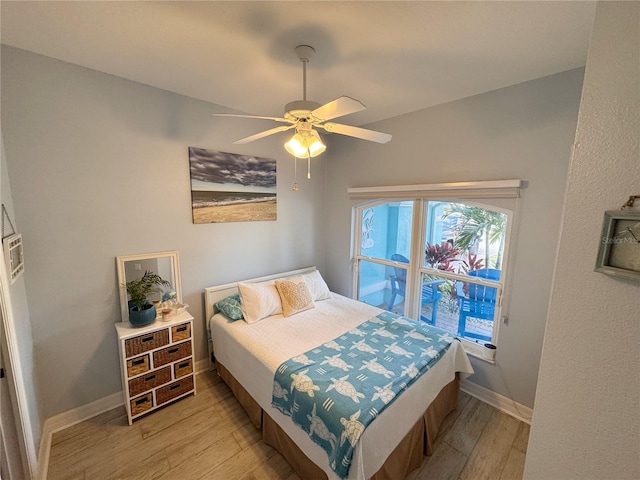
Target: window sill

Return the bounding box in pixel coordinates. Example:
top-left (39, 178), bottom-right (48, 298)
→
top-left (461, 339), bottom-right (496, 364)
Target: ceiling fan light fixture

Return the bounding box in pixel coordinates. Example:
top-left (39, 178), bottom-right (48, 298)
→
top-left (284, 133), bottom-right (308, 158)
top-left (307, 130), bottom-right (326, 157)
top-left (284, 129), bottom-right (326, 158)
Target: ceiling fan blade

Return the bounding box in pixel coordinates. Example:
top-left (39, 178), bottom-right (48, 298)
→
top-left (212, 113), bottom-right (290, 123)
top-left (234, 125), bottom-right (295, 144)
top-left (312, 96), bottom-right (366, 122)
top-left (321, 123), bottom-right (392, 144)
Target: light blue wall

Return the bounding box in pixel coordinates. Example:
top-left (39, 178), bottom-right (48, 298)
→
top-left (322, 69), bottom-right (585, 408)
top-left (0, 46), bottom-right (326, 419)
top-left (0, 44), bottom-right (585, 424)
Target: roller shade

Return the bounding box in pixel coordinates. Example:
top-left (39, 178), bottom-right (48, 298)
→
top-left (348, 179), bottom-right (522, 200)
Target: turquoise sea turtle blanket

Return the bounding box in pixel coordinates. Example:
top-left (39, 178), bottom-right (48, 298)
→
top-left (271, 311), bottom-right (456, 478)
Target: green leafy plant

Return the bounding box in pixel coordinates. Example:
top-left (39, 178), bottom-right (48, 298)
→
top-left (443, 204), bottom-right (507, 268)
top-left (126, 271), bottom-right (171, 311)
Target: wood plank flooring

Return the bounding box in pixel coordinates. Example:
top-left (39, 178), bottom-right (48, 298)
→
top-left (47, 370), bottom-right (529, 480)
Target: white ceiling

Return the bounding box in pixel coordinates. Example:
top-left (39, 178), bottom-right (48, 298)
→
top-left (1, 1), bottom-right (596, 126)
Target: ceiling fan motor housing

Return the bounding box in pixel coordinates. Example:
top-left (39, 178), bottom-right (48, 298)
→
top-left (284, 100), bottom-right (322, 121)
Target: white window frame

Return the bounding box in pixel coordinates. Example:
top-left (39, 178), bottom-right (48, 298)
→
top-left (350, 180), bottom-right (521, 360)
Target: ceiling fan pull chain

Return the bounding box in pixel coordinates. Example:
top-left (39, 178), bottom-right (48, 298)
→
top-left (293, 156), bottom-right (299, 191)
top-left (307, 154), bottom-right (311, 179)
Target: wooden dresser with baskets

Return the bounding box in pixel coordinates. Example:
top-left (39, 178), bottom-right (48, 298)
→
top-left (115, 311), bottom-right (196, 424)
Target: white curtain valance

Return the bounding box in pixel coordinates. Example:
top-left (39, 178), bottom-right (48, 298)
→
top-left (347, 179), bottom-right (522, 200)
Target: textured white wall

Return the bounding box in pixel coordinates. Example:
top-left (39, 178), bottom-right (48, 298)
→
top-left (0, 46), bottom-right (326, 419)
top-left (524, 2), bottom-right (639, 479)
top-left (322, 69), bottom-right (584, 408)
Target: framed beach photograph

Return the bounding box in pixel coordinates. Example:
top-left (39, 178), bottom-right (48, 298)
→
top-left (595, 209), bottom-right (640, 281)
top-left (188, 147), bottom-right (277, 224)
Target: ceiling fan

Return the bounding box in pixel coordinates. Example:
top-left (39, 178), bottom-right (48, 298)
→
top-left (212, 45), bottom-right (392, 160)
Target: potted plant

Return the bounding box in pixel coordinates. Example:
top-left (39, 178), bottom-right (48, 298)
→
top-left (126, 270), bottom-right (171, 327)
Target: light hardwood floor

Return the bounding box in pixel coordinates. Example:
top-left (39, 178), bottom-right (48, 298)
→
top-left (47, 370), bottom-right (529, 480)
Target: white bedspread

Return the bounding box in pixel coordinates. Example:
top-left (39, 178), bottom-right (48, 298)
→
top-left (210, 294), bottom-right (473, 480)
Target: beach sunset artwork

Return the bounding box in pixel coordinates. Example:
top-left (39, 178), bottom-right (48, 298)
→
top-left (189, 147), bottom-right (277, 223)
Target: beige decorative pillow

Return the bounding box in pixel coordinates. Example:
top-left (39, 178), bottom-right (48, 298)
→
top-left (275, 275), bottom-right (315, 317)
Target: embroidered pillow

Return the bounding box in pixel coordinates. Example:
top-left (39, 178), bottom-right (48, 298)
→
top-left (275, 275), bottom-right (315, 317)
top-left (237, 280), bottom-right (283, 324)
top-left (302, 270), bottom-right (332, 301)
top-left (214, 293), bottom-right (244, 321)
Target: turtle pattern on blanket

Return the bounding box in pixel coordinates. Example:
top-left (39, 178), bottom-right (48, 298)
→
top-left (271, 311), bottom-right (456, 478)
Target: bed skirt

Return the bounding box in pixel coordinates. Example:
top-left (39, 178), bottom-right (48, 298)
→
top-left (215, 362), bottom-right (460, 480)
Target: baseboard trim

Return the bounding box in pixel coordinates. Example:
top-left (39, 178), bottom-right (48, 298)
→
top-left (37, 362), bottom-right (212, 479)
top-left (36, 432), bottom-right (49, 480)
top-left (195, 358), bottom-right (210, 374)
top-left (37, 391), bottom-right (123, 479)
top-left (461, 379), bottom-right (533, 425)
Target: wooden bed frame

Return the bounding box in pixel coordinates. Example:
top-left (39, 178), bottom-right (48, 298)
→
top-left (203, 266), bottom-right (460, 480)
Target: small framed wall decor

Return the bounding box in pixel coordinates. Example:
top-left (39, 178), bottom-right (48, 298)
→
top-left (3, 233), bottom-right (24, 284)
top-left (595, 208), bottom-right (640, 281)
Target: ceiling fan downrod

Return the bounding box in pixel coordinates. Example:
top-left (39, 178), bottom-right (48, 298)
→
top-left (295, 45), bottom-right (315, 102)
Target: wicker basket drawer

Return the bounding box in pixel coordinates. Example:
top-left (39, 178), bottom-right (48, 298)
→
top-left (171, 323), bottom-right (191, 342)
top-left (153, 341), bottom-right (191, 367)
top-left (128, 366), bottom-right (171, 397)
top-left (174, 358), bottom-right (193, 379)
top-left (125, 330), bottom-right (169, 358)
top-left (130, 392), bottom-right (153, 417)
top-left (126, 354), bottom-right (150, 377)
top-left (156, 375), bottom-right (194, 406)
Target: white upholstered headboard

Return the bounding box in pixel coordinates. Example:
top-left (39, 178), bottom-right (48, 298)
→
top-left (204, 266), bottom-right (318, 363)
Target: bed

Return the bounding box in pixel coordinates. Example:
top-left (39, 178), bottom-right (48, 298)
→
top-left (205, 266), bottom-right (474, 480)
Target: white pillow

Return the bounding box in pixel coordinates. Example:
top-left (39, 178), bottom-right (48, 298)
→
top-left (237, 280), bottom-right (283, 324)
top-left (303, 270), bottom-right (332, 301)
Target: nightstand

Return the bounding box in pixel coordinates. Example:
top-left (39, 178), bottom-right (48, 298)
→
top-left (115, 311), bottom-right (196, 424)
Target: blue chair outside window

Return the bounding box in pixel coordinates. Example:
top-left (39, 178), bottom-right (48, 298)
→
top-left (388, 254), bottom-right (444, 325)
top-left (456, 268), bottom-right (500, 341)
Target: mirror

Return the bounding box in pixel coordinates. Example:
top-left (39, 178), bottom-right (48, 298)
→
top-left (116, 250), bottom-right (182, 323)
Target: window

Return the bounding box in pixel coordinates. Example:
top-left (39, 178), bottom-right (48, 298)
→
top-left (351, 181), bottom-right (519, 356)
top-left (356, 202), bottom-right (414, 306)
